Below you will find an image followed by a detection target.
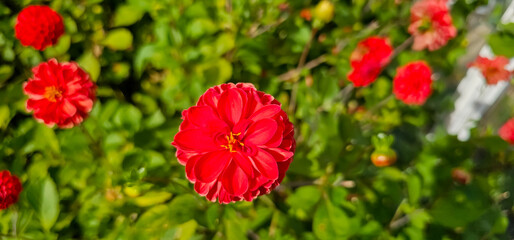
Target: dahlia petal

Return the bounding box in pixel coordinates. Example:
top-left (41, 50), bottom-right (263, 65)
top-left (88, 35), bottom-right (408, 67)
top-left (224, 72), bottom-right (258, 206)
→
top-left (252, 149), bottom-right (279, 180)
top-left (173, 129), bottom-right (220, 152)
top-left (195, 181), bottom-right (215, 196)
top-left (232, 119), bottom-right (253, 135)
top-left (206, 182), bottom-right (221, 202)
top-left (199, 89), bottom-right (221, 109)
top-left (265, 148), bottom-right (294, 162)
top-left (218, 88), bottom-right (244, 126)
top-left (194, 151), bottom-right (231, 183)
top-left (26, 98), bottom-right (46, 111)
top-left (175, 150), bottom-right (189, 165)
top-left (221, 161), bottom-right (249, 196)
top-left (233, 152), bottom-right (254, 178)
top-left (185, 155), bottom-right (201, 182)
top-left (248, 104), bottom-right (282, 122)
top-left (265, 122), bottom-right (284, 148)
top-left (23, 81), bottom-right (46, 98)
top-left (60, 99), bottom-right (77, 118)
top-left (187, 106), bottom-right (227, 130)
top-left (244, 119), bottom-right (278, 146)
top-left (73, 97), bottom-right (94, 112)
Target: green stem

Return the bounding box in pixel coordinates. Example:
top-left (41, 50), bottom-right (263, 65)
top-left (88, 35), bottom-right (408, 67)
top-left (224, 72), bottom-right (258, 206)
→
top-left (11, 206), bottom-right (18, 237)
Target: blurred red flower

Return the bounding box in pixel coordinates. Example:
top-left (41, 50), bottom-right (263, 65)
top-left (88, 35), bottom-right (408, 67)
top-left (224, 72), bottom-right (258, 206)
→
top-left (408, 0), bottom-right (456, 51)
top-left (348, 36), bottom-right (393, 87)
top-left (470, 56), bottom-right (512, 85)
top-left (300, 9), bottom-right (312, 21)
top-left (393, 61), bottom-right (433, 105)
top-left (15, 5), bottom-right (64, 51)
top-left (0, 170), bottom-right (22, 210)
top-left (172, 83), bottom-right (295, 204)
top-left (23, 59), bottom-right (96, 128)
top-left (499, 118), bottom-right (514, 145)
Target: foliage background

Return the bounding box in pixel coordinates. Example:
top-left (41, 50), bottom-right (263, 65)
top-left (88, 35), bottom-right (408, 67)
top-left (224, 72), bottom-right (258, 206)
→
top-left (0, 0), bottom-right (514, 239)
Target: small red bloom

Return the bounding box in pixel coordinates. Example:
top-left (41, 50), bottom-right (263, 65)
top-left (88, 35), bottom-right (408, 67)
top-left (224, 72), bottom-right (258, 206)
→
top-left (499, 118), bottom-right (514, 145)
top-left (408, 0), bottom-right (457, 51)
top-left (172, 83), bottom-right (295, 204)
top-left (23, 59), bottom-right (96, 128)
top-left (470, 56), bottom-right (512, 85)
top-left (0, 171), bottom-right (22, 210)
top-left (347, 36), bottom-right (393, 87)
top-left (15, 5), bottom-right (65, 51)
top-left (393, 61), bottom-right (433, 105)
top-left (300, 9), bottom-right (312, 21)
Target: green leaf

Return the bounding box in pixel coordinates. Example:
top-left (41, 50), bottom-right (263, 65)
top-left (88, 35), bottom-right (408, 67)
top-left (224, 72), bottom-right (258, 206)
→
top-left (0, 65), bottom-right (13, 83)
top-left (113, 104), bottom-right (142, 132)
top-left (134, 191), bottom-right (172, 207)
top-left (33, 124), bottom-right (60, 154)
top-left (186, 19), bottom-right (217, 39)
top-left (44, 34), bottom-right (71, 58)
top-left (407, 174), bottom-right (422, 205)
top-left (430, 188), bottom-right (487, 228)
top-left (134, 204), bottom-right (170, 238)
top-left (174, 220), bottom-right (197, 240)
top-left (313, 199), bottom-right (350, 239)
top-left (0, 105), bottom-right (10, 129)
top-left (223, 207), bottom-right (247, 240)
top-left (27, 177), bottom-right (60, 231)
top-left (286, 186), bottom-right (322, 220)
top-left (205, 204), bottom-right (220, 230)
top-left (113, 5), bottom-right (145, 27)
top-left (489, 33), bottom-right (514, 58)
top-left (214, 33), bottom-right (235, 56)
top-left (169, 195), bottom-right (198, 225)
top-left (78, 51), bottom-right (101, 81)
top-left (103, 28), bottom-right (133, 50)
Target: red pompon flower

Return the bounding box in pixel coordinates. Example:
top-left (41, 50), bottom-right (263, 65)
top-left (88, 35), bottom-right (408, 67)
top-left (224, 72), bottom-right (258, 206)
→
top-left (393, 61), bottom-right (433, 105)
top-left (172, 83), bottom-right (295, 204)
top-left (408, 0), bottom-right (457, 51)
top-left (347, 36), bottom-right (393, 87)
top-left (15, 5), bottom-right (65, 51)
top-left (499, 118), bottom-right (514, 145)
top-left (0, 171), bottom-right (22, 210)
top-left (23, 59), bottom-right (96, 128)
top-left (470, 56), bottom-right (512, 85)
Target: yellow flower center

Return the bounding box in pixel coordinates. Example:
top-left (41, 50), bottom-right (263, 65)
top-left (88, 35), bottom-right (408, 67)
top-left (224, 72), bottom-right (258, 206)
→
top-left (221, 132), bottom-right (244, 152)
top-left (418, 18), bottom-right (433, 33)
top-left (44, 86), bottom-right (63, 102)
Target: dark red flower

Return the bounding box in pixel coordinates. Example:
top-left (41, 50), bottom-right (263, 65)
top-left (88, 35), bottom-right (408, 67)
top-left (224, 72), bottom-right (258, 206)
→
top-left (393, 61), bottom-right (433, 105)
top-left (408, 0), bottom-right (457, 51)
top-left (172, 83), bottom-right (295, 204)
top-left (23, 59), bottom-right (96, 128)
top-left (347, 36), bottom-right (393, 87)
top-left (470, 56), bottom-right (512, 85)
top-left (0, 171), bottom-right (22, 210)
top-left (15, 5), bottom-right (64, 51)
top-left (499, 118), bottom-right (514, 145)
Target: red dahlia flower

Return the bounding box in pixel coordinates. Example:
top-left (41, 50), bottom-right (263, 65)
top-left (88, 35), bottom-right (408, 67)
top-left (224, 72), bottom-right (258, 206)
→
top-left (23, 59), bottom-right (96, 128)
top-left (393, 61), bottom-right (433, 105)
top-left (347, 36), bottom-right (393, 87)
top-left (0, 171), bottom-right (22, 210)
top-left (470, 56), bottom-right (512, 85)
top-left (408, 0), bottom-right (457, 51)
top-left (172, 83), bottom-right (295, 204)
top-left (15, 5), bottom-right (65, 51)
top-left (499, 118), bottom-right (514, 145)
